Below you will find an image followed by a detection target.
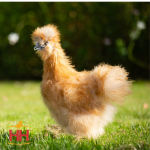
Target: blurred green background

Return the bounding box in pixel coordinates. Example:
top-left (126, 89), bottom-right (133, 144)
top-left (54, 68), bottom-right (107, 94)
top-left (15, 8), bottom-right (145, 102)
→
top-left (0, 2), bottom-right (149, 80)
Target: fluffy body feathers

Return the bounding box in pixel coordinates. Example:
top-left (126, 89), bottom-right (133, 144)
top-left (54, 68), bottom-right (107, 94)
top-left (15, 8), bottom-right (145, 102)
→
top-left (31, 24), bottom-right (132, 138)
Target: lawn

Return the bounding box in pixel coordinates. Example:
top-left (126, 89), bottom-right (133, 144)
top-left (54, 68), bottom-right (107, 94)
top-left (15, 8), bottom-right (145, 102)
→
top-left (0, 81), bottom-right (150, 150)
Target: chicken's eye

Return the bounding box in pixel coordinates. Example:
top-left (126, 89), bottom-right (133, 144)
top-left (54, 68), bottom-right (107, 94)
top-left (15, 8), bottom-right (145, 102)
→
top-left (45, 41), bottom-right (48, 45)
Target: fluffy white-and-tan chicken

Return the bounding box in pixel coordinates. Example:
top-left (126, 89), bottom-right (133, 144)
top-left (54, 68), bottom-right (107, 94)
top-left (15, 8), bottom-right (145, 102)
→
top-left (31, 24), bottom-right (132, 139)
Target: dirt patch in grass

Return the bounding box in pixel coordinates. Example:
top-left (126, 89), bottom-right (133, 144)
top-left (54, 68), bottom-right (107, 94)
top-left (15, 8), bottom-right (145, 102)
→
top-left (44, 124), bottom-right (65, 138)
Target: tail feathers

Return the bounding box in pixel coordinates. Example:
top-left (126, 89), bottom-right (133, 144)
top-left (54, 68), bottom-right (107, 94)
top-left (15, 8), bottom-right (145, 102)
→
top-left (94, 64), bottom-right (132, 104)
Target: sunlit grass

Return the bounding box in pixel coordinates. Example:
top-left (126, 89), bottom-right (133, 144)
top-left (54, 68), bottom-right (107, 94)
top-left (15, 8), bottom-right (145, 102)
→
top-left (0, 81), bottom-right (149, 149)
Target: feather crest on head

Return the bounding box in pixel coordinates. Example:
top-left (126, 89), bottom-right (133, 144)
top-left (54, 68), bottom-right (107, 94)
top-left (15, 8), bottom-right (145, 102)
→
top-left (31, 24), bottom-right (60, 45)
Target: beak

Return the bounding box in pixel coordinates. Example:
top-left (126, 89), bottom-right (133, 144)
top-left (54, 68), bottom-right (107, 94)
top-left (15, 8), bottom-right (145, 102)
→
top-left (34, 44), bottom-right (43, 50)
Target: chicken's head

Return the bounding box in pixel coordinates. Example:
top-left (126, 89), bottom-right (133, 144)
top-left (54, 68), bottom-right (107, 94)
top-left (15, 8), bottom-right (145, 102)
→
top-left (31, 24), bottom-right (60, 60)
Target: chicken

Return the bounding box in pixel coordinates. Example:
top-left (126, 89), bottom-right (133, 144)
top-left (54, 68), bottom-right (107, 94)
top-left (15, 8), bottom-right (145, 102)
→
top-left (31, 24), bottom-right (132, 139)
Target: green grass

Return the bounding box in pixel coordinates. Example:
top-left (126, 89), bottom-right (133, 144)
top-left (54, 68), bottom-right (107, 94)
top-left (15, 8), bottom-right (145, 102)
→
top-left (0, 81), bottom-right (150, 150)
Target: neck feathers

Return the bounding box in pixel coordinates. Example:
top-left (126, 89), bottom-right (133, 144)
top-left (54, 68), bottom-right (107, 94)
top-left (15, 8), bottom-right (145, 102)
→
top-left (43, 46), bottom-right (77, 81)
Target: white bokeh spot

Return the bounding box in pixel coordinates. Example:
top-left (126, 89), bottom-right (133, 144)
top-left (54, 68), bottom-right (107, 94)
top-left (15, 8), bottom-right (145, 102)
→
top-left (137, 21), bottom-right (146, 30)
top-left (8, 32), bottom-right (19, 45)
